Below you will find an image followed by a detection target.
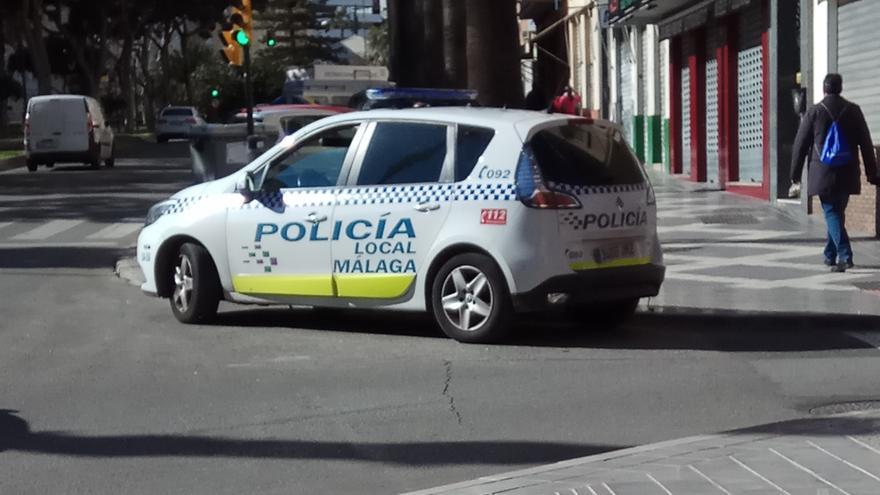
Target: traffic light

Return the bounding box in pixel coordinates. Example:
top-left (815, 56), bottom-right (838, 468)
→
top-left (210, 88), bottom-right (220, 98)
top-left (218, 0), bottom-right (253, 66)
top-left (265, 31), bottom-right (276, 47)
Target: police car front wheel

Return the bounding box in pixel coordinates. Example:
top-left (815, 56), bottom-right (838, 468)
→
top-left (431, 253), bottom-right (512, 343)
top-left (169, 242), bottom-right (221, 324)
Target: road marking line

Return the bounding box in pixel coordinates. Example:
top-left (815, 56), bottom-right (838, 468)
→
top-left (729, 455), bottom-right (792, 495)
top-left (86, 223), bottom-right (141, 240)
top-left (847, 436), bottom-right (880, 456)
top-left (0, 221), bottom-right (12, 231)
top-left (688, 465), bottom-right (732, 494)
top-left (585, 485), bottom-right (599, 495)
top-left (601, 482), bottom-right (617, 495)
top-left (768, 447), bottom-right (851, 495)
top-left (12, 219), bottom-right (83, 240)
top-left (807, 440), bottom-right (880, 482)
top-left (645, 473), bottom-right (673, 495)
top-left (0, 241), bottom-right (119, 248)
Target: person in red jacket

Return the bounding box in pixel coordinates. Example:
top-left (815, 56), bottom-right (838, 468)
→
top-left (552, 85), bottom-right (582, 115)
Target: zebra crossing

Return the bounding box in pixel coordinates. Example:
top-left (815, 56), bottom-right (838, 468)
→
top-left (0, 218), bottom-right (142, 247)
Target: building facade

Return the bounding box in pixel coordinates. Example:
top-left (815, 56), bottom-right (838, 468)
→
top-left (524, 0), bottom-right (879, 236)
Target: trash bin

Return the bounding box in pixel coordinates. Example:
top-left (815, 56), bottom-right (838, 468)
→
top-left (188, 123), bottom-right (274, 182)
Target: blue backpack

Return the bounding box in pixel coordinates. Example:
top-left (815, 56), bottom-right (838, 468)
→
top-left (818, 103), bottom-right (853, 167)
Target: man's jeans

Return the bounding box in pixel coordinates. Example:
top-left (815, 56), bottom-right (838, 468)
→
top-left (820, 193), bottom-right (852, 264)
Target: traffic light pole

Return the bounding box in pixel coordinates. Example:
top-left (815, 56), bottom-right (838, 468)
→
top-left (243, 43), bottom-right (255, 140)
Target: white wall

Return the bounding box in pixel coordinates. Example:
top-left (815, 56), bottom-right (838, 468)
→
top-left (812, 0), bottom-right (831, 103)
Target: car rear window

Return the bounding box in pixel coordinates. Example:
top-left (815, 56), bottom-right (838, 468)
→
top-left (162, 108), bottom-right (194, 117)
top-left (529, 123), bottom-right (645, 186)
top-left (455, 126), bottom-right (494, 181)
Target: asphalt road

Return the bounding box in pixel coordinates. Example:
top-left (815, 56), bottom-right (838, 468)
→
top-left (2, 140), bottom-right (880, 494)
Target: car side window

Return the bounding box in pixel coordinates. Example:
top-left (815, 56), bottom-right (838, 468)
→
top-left (356, 122), bottom-right (448, 185)
top-left (262, 124), bottom-right (360, 190)
top-left (455, 126), bottom-right (495, 181)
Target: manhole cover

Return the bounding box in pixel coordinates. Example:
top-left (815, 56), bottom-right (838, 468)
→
top-left (809, 401), bottom-right (880, 415)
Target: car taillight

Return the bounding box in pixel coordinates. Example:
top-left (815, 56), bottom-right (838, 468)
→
top-left (24, 113), bottom-right (30, 136)
top-left (515, 145), bottom-right (582, 209)
top-left (87, 113), bottom-right (95, 133)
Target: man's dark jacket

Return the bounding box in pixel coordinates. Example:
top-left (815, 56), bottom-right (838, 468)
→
top-left (790, 94), bottom-right (877, 197)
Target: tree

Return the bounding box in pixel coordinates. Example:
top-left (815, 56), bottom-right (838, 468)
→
top-left (366, 22), bottom-right (389, 67)
top-left (466, 0), bottom-right (523, 107)
top-left (257, 0), bottom-right (342, 68)
top-left (442, 0), bottom-right (466, 88)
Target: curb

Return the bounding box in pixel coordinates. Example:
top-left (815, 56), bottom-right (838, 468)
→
top-left (115, 256), bottom-right (144, 287)
top-left (401, 433), bottom-right (717, 495)
top-left (0, 155), bottom-right (24, 172)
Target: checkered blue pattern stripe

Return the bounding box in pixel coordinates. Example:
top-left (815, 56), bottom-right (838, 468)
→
top-left (160, 182), bottom-right (518, 218)
top-left (549, 182), bottom-right (646, 196)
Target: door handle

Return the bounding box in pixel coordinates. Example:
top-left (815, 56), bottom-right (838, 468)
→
top-left (305, 212), bottom-right (328, 224)
top-left (413, 202), bottom-right (440, 213)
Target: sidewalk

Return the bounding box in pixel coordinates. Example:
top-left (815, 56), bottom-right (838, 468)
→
top-left (405, 174), bottom-right (880, 495)
top-left (404, 410), bottom-right (880, 495)
top-left (648, 172), bottom-right (880, 316)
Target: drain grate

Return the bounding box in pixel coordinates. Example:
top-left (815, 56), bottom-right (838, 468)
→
top-left (809, 401), bottom-right (880, 415)
top-left (699, 213), bottom-right (760, 225)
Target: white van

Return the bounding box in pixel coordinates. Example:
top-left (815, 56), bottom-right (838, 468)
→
top-left (24, 95), bottom-right (115, 172)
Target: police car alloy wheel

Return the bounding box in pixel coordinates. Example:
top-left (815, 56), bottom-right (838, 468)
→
top-left (431, 253), bottom-right (511, 343)
top-left (169, 243), bottom-right (221, 324)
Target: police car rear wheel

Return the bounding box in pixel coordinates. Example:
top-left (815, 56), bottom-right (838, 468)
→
top-left (169, 243), bottom-right (221, 324)
top-left (432, 254), bottom-right (511, 343)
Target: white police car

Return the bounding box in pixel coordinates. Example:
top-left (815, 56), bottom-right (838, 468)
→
top-left (138, 104), bottom-right (664, 343)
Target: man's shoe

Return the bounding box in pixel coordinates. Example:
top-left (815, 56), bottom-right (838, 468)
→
top-left (831, 262), bottom-right (847, 273)
top-left (846, 260), bottom-right (855, 269)
top-left (824, 259), bottom-right (836, 266)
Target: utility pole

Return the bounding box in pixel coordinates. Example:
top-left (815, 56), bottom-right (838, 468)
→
top-left (244, 43), bottom-right (254, 139)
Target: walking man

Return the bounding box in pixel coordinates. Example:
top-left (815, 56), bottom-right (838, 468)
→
top-left (791, 73), bottom-right (878, 272)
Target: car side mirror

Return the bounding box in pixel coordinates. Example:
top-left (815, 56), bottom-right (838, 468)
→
top-left (237, 170), bottom-right (260, 203)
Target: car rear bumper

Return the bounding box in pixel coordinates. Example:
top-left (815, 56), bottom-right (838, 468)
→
top-left (512, 263), bottom-right (665, 312)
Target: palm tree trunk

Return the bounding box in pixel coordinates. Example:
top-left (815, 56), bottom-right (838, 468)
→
top-left (443, 0), bottom-right (467, 88)
top-left (422, 0), bottom-right (444, 86)
top-left (466, 0), bottom-right (523, 107)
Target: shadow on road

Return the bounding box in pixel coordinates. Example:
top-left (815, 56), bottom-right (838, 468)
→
top-left (0, 410), bottom-right (622, 464)
top-left (0, 247), bottom-right (131, 269)
top-left (209, 307), bottom-right (880, 353)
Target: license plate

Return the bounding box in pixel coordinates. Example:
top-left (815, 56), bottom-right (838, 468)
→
top-left (593, 242), bottom-right (636, 264)
top-left (37, 139), bottom-right (57, 150)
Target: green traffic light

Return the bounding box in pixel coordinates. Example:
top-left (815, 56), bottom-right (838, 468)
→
top-left (267, 38), bottom-right (276, 47)
top-left (234, 30), bottom-right (250, 46)
top-left (210, 89), bottom-right (220, 98)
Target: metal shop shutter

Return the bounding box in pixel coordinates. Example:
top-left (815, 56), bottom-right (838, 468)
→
top-left (839, 0), bottom-right (880, 142)
top-left (660, 41), bottom-right (669, 167)
top-left (736, 3), bottom-right (764, 184)
top-left (619, 30), bottom-right (635, 146)
top-left (681, 34), bottom-right (695, 176)
top-left (705, 26), bottom-right (720, 185)
top-left (639, 27), bottom-right (649, 159)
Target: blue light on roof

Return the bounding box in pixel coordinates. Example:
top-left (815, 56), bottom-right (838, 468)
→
top-left (365, 88), bottom-right (478, 101)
